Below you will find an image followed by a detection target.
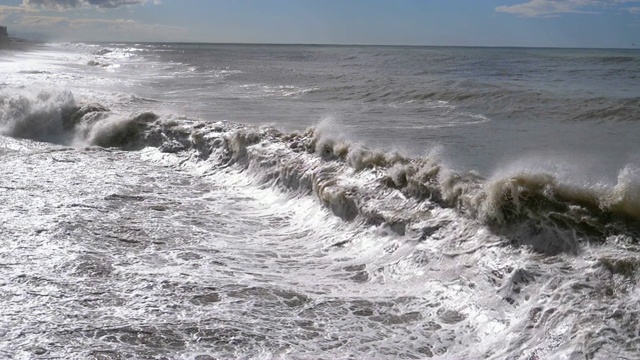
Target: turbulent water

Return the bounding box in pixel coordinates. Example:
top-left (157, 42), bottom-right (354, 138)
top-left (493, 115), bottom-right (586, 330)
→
top-left (0, 41), bottom-right (639, 359)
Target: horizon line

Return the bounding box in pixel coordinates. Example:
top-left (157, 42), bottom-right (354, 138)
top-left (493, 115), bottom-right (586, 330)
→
top-left (8, 35), bottom-right (639, 50)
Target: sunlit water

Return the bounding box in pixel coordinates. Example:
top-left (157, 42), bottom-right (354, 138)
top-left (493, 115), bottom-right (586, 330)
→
top-left (0, 42), bottom-right (639, 359)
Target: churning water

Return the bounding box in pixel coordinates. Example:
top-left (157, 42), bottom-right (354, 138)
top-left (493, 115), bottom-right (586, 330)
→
top-left (0, 41), bottom-right (639, 359)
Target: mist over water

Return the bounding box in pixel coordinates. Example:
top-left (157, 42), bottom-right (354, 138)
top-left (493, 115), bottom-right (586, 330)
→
top-left (1, 42), bottom-right (639, 359)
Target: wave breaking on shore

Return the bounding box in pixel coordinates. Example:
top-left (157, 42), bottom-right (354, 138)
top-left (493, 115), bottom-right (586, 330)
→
top-left (2, 89), bottom-right (638, 255)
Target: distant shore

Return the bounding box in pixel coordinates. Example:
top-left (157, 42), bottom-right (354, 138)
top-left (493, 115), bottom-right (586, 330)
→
top-left (0, 37), bottom-right (40, 51)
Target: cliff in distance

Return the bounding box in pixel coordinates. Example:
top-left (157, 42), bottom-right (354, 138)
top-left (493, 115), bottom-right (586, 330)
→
top-left (0, 26), bottom-right (9, 42)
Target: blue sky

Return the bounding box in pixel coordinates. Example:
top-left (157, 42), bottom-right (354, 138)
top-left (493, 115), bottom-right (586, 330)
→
top-left (0, 0), bottom-right (638, 47)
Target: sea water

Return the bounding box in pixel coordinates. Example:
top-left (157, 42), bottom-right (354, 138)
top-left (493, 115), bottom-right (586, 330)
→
top-left (0, 42), bottom-right (639, 359)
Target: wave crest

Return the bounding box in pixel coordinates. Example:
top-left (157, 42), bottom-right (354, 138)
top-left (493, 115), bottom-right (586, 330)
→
top-left (2, 90), bottom-right (638, 254)
top-left (0, 89), bottom-right (165, 149)
top-left (0, 90), bottom-right (77, 142)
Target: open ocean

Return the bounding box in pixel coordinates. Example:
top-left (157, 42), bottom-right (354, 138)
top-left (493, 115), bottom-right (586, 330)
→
top-left (1, 41), bottom-right (639, 359)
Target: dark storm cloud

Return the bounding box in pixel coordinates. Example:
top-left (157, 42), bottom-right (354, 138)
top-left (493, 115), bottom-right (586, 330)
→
top-left (23, 0), bottom-right (151, 10)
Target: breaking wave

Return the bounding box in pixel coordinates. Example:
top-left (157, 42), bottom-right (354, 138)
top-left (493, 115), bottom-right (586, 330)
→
top-left (1, 90), bottom-right (638, 254)
top-left (0, 90), bottom-right (156, 148)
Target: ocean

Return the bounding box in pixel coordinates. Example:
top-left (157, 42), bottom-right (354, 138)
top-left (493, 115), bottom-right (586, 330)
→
top-left (0, 41), bottom-right (639, 359)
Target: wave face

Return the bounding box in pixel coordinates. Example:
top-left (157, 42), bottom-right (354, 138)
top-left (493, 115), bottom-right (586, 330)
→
top-left (0, 90), bottom-right (158, 149)
top-left (1, 43), bottom-right (640, 359)
top-left (106, 112), bottom-right (640, 251)
top-left (4, 88), bottom-right (637, 250)
top-left (0, 90), bottom-right (78, 142)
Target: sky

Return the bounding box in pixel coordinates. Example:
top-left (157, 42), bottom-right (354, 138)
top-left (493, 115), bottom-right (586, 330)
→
top-left (0, 0), bottom-right (638, 48)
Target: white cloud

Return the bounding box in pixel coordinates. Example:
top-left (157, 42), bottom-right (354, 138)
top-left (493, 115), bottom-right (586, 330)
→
top-left (16, 14), bottom-right (186, 41)
top-left (0, 5), bottom-right (37, 22)
top-left (18, 15), bottom-right (68, 25)
top-left (23, 0), bottom-right (156, 10)
top-left (628, 6), bottom-right (640, 13)
top-left (2, 0), bottom-right (173, 41)
top-left (496, 0), bottom-right (640, 17)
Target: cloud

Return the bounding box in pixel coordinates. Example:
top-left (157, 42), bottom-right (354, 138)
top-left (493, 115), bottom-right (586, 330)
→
top-left (16, 14), bottom-right (186, 41)
top-left (19, 15), bottom-right (68, 26)
top-left (22, 0), bottom-right (156, 10)
top-left (496, 0), bottom-right (640, 17)
top-left (0, 5), bottom-right (37, 22)
top-left (3, 1), bottom-right (171, 41)
top-left (86, 0), bottom-right (153, 8)
top-left (629, 6), bottom-right (640, 13)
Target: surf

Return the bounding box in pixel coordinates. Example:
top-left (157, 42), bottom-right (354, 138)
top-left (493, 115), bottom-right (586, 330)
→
top-left (3, 88), bottom-right (637, 257)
